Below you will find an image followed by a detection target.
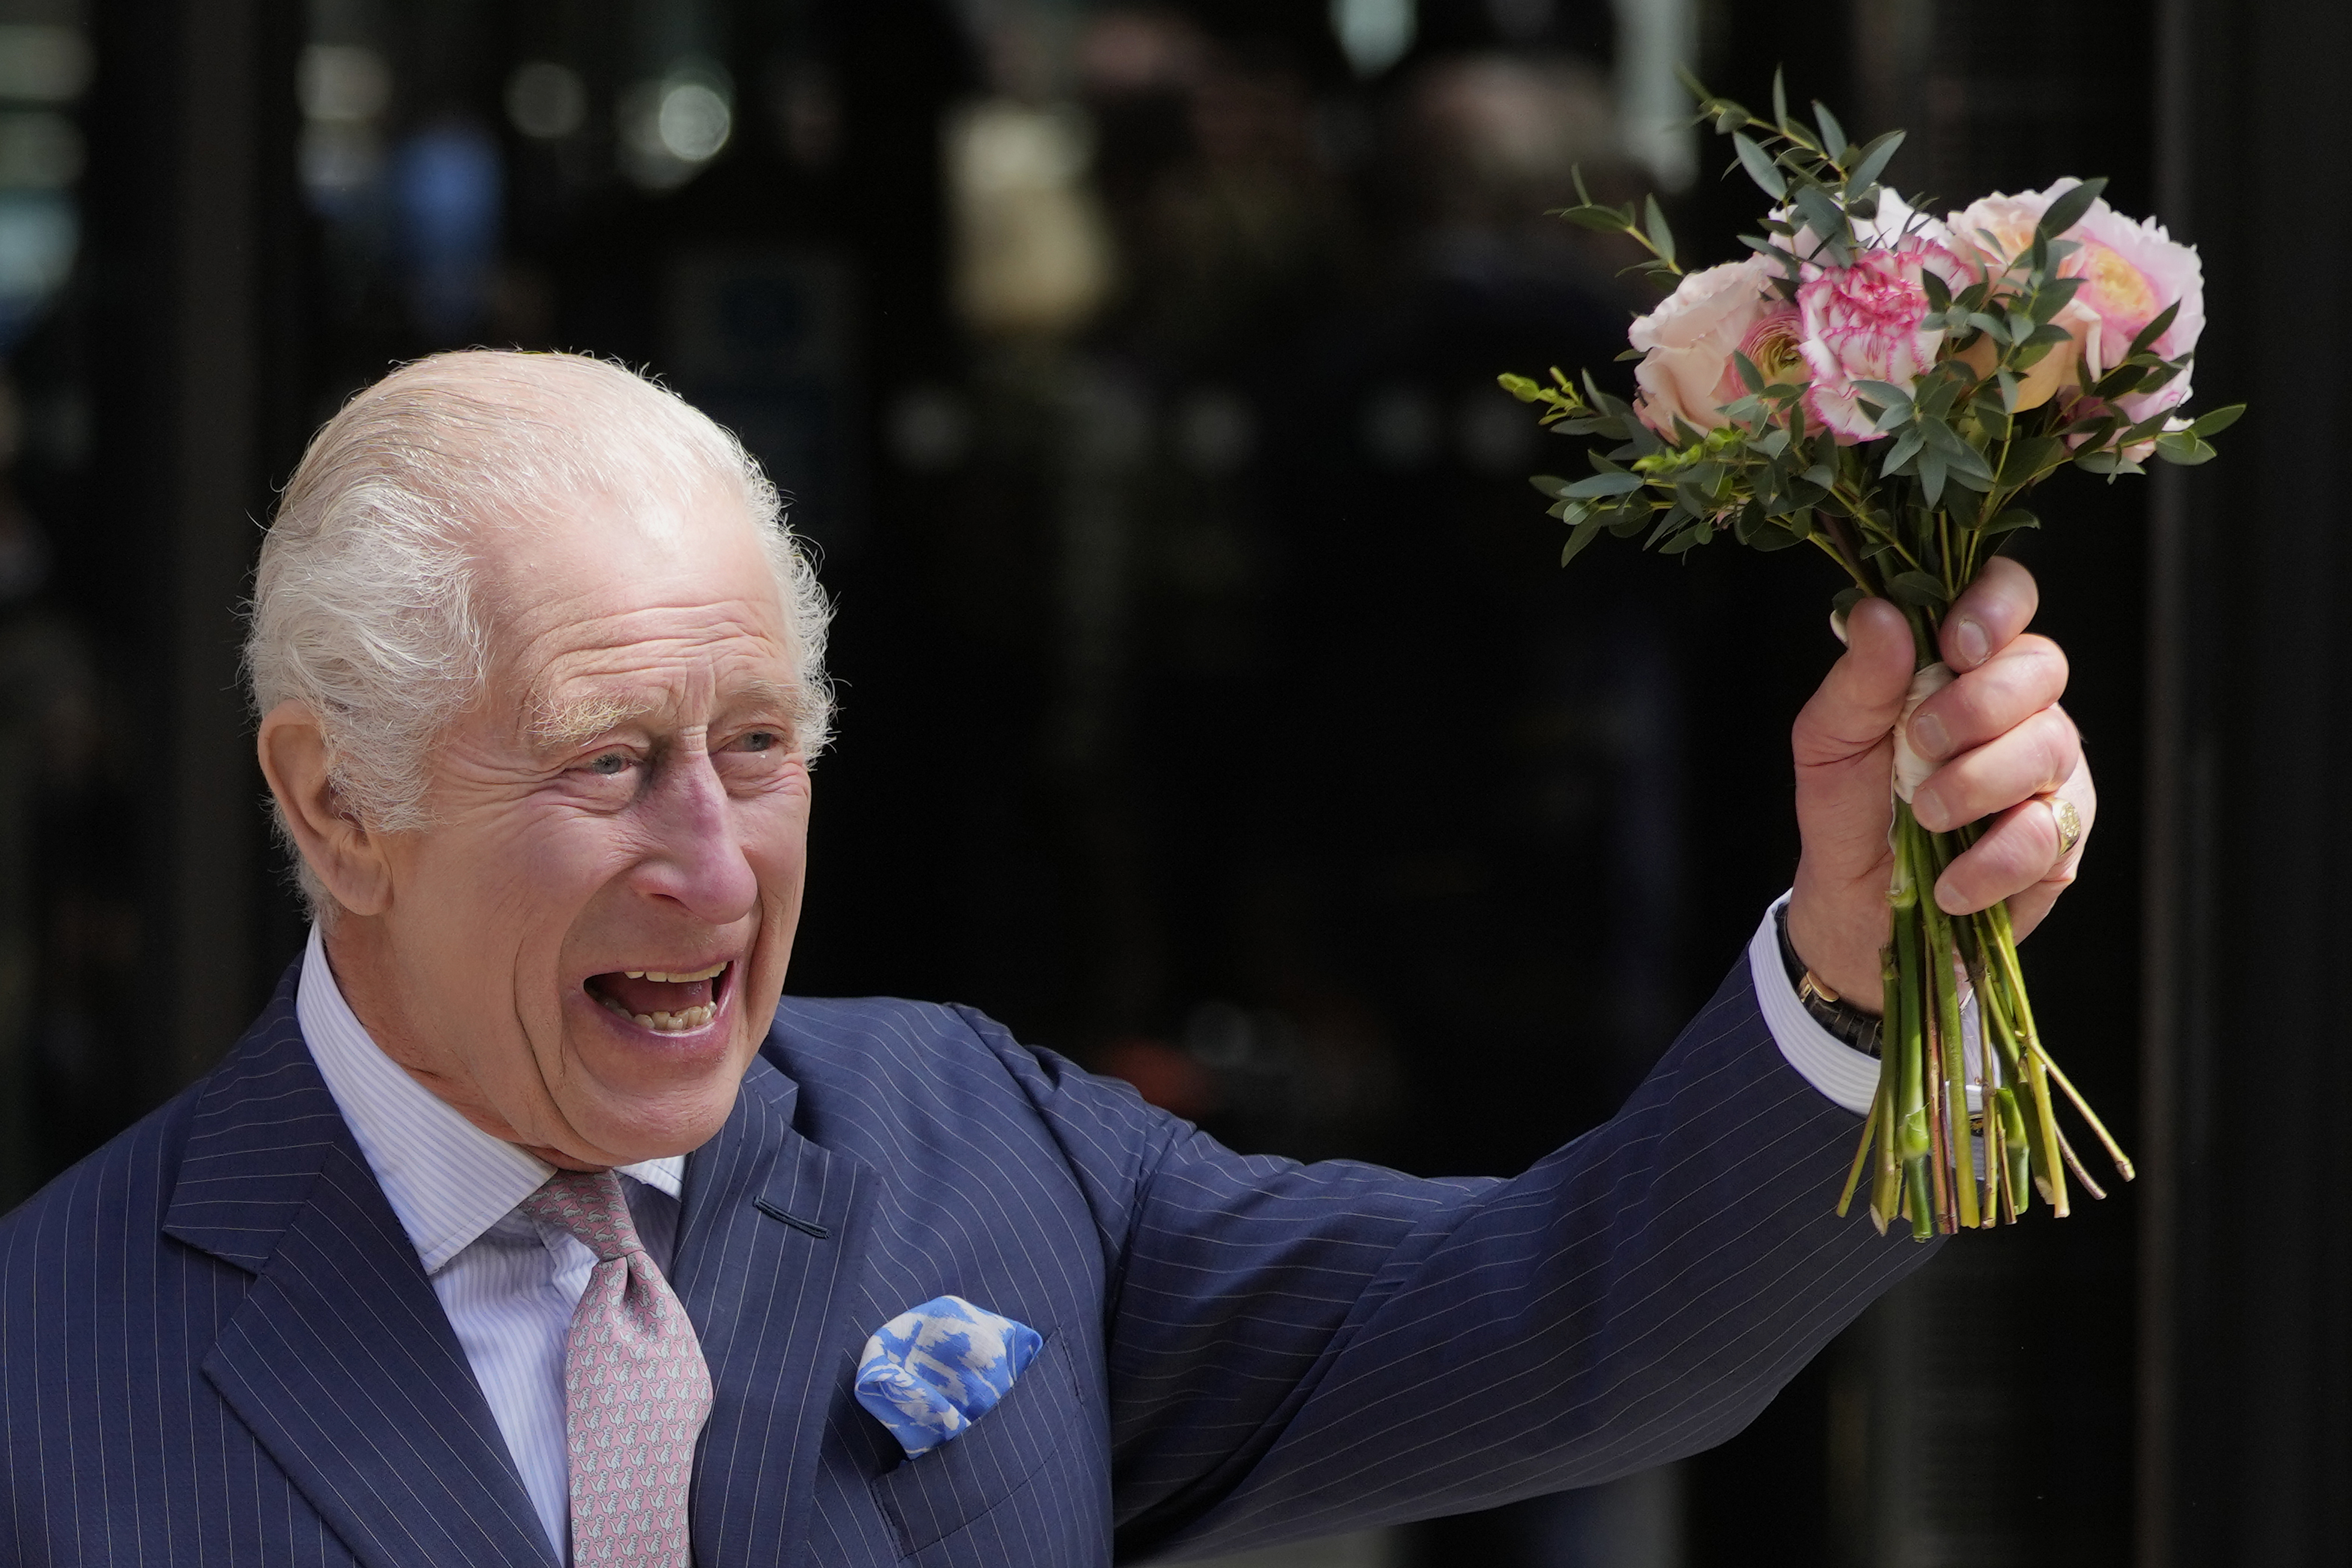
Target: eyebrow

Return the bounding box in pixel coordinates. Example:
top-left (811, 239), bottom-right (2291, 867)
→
top-left (529, 678), bottom-right (799, 753)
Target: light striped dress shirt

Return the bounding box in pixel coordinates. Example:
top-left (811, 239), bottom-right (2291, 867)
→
top-left (297, 926), bottom-right (687, 1560)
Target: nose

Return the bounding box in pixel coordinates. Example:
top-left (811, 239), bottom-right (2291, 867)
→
top-left (632, 746), bottom-right (760, 924)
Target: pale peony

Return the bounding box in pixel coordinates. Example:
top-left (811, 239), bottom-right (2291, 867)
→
top-left (1957, 297), bottom-right (2103, 411)
top-left (1627, 254), bottom-right (1782, 440)
top-left (1797, 245), bottom-right (1950, 439)
top-left (1946, 183), bottom-right (2074, 283)
top-left (1946, 181), bottom-right (2205, 427)
top-left (2072, 202), bottom-right (2204, 423)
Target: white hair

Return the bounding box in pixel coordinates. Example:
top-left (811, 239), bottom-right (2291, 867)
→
top-left (245, 349), bottom-right (833, 916)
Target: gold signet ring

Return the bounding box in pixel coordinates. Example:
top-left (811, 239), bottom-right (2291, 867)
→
top-left (2048, 796), bottom-right (2083, 859)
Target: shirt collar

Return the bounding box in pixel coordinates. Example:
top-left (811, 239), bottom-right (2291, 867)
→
top-left (295, 924), bottom-right (686, 1273)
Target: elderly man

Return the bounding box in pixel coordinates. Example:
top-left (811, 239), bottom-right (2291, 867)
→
top-left (0, 352), bottom-right (2091, 1567)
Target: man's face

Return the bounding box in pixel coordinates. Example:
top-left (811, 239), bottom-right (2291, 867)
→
top-left (358, 486), bottom-right (812, 1167)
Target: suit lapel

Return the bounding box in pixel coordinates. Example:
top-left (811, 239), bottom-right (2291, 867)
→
top-left (675, 1051), bottom-right (872, 1568)
top-left (166, 986), bottom-right (555, 1568)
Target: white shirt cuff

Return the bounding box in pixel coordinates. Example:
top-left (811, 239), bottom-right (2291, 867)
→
top-left (1748, 893), bottom-right (1882, 1115)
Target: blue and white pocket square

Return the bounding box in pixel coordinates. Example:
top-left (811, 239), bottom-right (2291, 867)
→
top-left (855, 1294), bottom-right (1042, 1459)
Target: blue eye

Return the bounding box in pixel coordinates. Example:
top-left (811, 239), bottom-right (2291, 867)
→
top-left (740, 730), bottom-right (779, 753)
top-left (587, 752), bottom-right (630, 776)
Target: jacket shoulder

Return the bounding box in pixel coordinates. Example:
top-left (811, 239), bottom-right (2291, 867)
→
top-left (760, 995), bottom-right (1186, 1242)
top-left (0, 1073), bottom-right (204, 1279)
top-left (761, 995), bottom-right (1068, 1131)
top-left (1, 965), bottom-right (309, 1275)
top-left (763, 994), bottom-right (1161, 1130)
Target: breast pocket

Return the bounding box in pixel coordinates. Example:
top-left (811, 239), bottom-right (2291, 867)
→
top-left (866, 1329), bottom-right (1097, 1564)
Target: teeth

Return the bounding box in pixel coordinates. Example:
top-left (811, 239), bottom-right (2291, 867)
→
top-left (625, 1002), bottom-right (715, 1034)
top-left (626, 962), bottom-right (729, 984)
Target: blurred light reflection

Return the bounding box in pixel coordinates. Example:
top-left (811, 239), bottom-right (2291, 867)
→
top-left (507, 61), bottom-right (588, 142)
top-left (1330, 0), bottom-right (1414, 80)
top-left (0, 25), bottom-right (92, 103)
top-left (392, 124), bottom-right (503, 337)
top-left (620, 62), bottom-right (733, 188)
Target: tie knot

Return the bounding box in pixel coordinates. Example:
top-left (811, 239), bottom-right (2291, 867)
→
top-left (516, 1167), bottom-right (644, 1262)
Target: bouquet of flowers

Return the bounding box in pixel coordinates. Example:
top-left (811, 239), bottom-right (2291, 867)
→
top-left (1501, 79), bottom-right (2237, 1240)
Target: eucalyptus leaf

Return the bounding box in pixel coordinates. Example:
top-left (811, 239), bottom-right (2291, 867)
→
top-left (1853, 379), bottom-right (1915, 411)
top-left (2189, 402), bottom-right (2246, 436)
top-left (2036, 177), bottom-right (2107, 241)
top-left (1979, 507), bottom-right (2042, 537)
top-left (1845, 129), bottom-right (1905, 193)
top-left (1644, 194), bottom-right (1677, 267)
top-left (1561, 204), bottom-right (1635, 234)
top-left (1732, 132), bottom-right (1788, 200)
top-left (1795, 184), bottom-right (1848, 251)
top-left (1887, 570), bottom-right (1952, 607)
top-left (1564, 471), bottom-right (1646, 498)
top-left (2127, 300), bottom-right (2181, 359)
top-left (1919, 447), bottom-right (1948, 506)
top-left (1561, 515), bottom-right (1607, 565)
top-left (1812, 100), bottom-right (1848, 160)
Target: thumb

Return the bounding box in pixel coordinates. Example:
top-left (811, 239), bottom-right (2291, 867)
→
top-left (1793, 598), bottom-right (1915, 877)
top-left (1795, 597), bottom-right (1914, 766)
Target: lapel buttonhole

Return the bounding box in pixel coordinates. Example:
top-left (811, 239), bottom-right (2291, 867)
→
top-left (753, 1197), bottom-right (831, 1239)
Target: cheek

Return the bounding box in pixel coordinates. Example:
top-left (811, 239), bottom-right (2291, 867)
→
top-left (404, 806), bottom-right (642, 947)
top-left (739, 774), bottom-right (812, 887)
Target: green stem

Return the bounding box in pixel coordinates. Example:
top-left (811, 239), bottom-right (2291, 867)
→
top-left (1890, 854), bottom-right (1932, 1241)
top-left (1909, 812), bottom-right (1979, 1228)
top-left (1838, 1100), bottom-right (1879, 1219)
top-left (1870, 945), bottom-right (1904, 1230)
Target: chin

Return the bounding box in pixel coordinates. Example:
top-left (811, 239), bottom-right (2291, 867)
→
top-left (554, 974), bottom-right (764, 1161)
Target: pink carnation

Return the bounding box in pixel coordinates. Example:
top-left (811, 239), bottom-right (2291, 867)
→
top-left (1797, 247), bottom-right (1949, 441)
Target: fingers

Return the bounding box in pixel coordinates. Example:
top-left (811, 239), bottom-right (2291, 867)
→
top-left (1941, 555), bottom-right (2039, 671)
top-left (1905, 634), bottom-right (2069, 778)
top-left (1910, 702), bottom-right (2081, 833)
top-left (1932, 753), bottom-right (2096, 923)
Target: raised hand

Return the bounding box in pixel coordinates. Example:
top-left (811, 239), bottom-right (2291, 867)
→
top-left (1784, 558), bottom-right (2094, 1008)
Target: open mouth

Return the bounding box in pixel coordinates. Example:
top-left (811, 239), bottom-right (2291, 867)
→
top-left (584, 961), bottom-right (732, 1034)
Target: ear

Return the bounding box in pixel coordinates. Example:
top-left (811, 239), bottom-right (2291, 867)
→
top-left (256, 701), bottom-right (394, 917)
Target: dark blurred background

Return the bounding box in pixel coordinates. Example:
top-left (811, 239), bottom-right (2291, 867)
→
top-left (0, 1), bottom-right (2340, 1564)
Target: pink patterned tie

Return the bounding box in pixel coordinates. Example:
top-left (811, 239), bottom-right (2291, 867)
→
top-left (519, 1168), bottom-right (713, 1565)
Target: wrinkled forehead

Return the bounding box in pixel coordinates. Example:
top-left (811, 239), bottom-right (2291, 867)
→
top-left (468, 481), bottom-right (797, 722)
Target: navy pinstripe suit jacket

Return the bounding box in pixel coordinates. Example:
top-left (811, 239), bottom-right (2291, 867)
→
top-left (1, 959), bottom-right (1930, 1567)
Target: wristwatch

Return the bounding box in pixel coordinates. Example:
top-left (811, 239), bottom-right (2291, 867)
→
top-left (1776, 905), bottom-right (1883, 1057)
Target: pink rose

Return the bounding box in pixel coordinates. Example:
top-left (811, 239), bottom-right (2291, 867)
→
top-left (1628, 256), bottom-right (1781, 440)
top-left (1797, 246), bottom-right (1949, 440)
